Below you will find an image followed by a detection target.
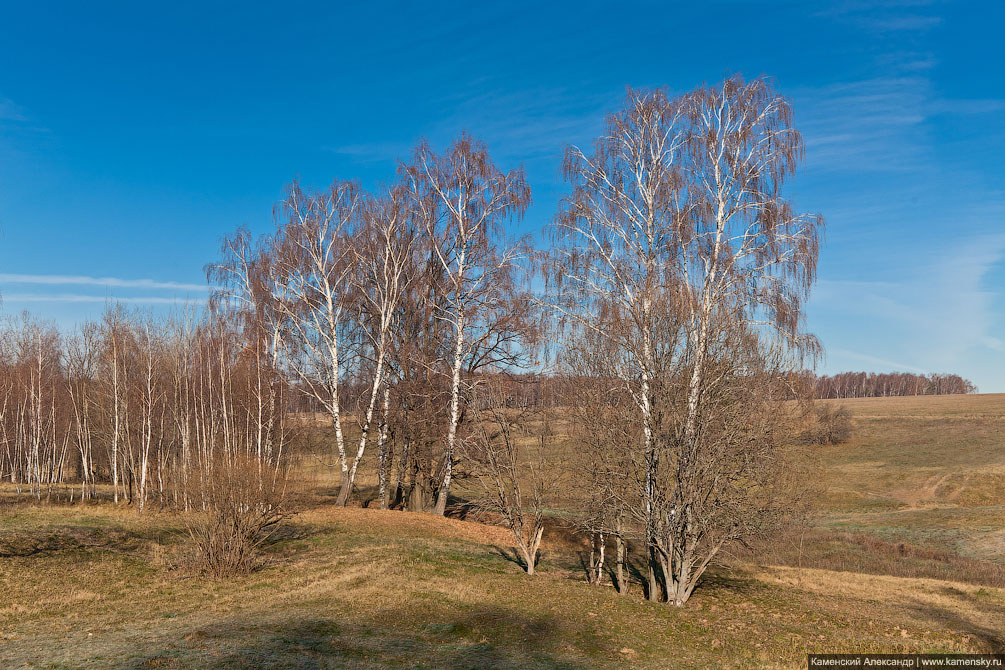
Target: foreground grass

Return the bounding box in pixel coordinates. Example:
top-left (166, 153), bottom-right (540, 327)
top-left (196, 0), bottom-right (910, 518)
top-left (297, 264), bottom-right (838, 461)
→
top-left (1, 504), bottom-right (1002, 669)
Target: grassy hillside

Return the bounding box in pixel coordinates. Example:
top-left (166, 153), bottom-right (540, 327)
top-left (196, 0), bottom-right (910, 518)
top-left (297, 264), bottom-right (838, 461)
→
top-left (815, 393), bottom-right (1005, 562)
top-left (1, 394), bottom-right (1003, 668)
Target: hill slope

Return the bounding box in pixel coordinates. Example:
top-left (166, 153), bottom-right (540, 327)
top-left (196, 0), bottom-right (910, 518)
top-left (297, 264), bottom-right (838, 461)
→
top-left (817, 393), bottom-right (1005, 562)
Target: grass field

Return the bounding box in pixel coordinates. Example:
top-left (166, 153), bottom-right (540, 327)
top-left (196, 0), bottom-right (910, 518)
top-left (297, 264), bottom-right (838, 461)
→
top-left (1, 394), bottom-right (1003, 668)
top-left (814, 394), bottom-right (1005, 562)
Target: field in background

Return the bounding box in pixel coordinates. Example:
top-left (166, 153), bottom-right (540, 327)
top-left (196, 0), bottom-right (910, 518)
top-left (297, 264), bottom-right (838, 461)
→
top-left (815, 394), bottom-right (1004, 562)
top-left (1, 394), bottom-right (1003, 668)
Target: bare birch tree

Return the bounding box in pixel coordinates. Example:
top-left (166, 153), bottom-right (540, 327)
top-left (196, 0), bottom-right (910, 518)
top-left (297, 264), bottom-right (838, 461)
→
top-left (344, 185), bottom-right (414, 507)
top-left (552, 87), bottom-right (688, 599)
top-left (554, 75), bottom-right (822, 605)
top-left (64, 324), bottom-right (99, 501)
top-left (353, 186), bottom-right (414, 509)
top-left (462, 380), bottom-right (550, 574)
top-left (268, 179), bottom-right (361, 505)
top-left (404, 134), bottom-right (531, 515)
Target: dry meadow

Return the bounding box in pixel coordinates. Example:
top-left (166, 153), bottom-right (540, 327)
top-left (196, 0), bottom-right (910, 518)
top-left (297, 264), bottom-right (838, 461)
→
top-left (2, 394), bottom-right (1003, 668)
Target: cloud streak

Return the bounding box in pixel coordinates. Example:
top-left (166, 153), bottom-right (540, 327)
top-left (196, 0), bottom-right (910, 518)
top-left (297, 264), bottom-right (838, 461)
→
top-left (1, 293), bottom-right (201, 305)
top-left (827, 348), bottom-right (928, 374)
top-left (0, 273), bottom-right (208, 292)
top-left (0, 97), bottom-right (26, 123)
top-left (811, 233), bottom-right (1005, 389)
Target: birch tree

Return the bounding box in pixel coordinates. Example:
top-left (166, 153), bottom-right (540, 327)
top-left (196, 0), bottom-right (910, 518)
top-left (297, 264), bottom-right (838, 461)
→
top-left (64, 324), bottom-right (99, 501)
top-left (269, 179), bottom-right (361, 505)
top-left (353, 186), bottom-right (415, 509)
top-left (553, 87), bottom-right (688, 599)
top-left (404, 134), bottom-right (531, 515)
top-left (346, 185), bottom-right (414, 508)
top-left (653, 75), bottom-right (821, 605)
top-left (555, 76), bottom-right (822, 605)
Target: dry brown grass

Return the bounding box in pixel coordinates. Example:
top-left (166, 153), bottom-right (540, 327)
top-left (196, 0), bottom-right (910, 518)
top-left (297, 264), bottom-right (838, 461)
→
top-left (751, 530), bottom-right (1005, 588)
top-left (2, 502), bottom-right (1002, 669)
top-left (816, 392), bottom-right (1005, 418)
top-left (299, 505), bottom-right (516, 546)
top-left (803, 394), bottom-right (1005, 565)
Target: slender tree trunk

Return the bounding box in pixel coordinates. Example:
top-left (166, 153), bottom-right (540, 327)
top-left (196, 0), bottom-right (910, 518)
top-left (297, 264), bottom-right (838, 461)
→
top-left (339, 351), bottom-right (386, 506)
top-left (521, 526), bottom-right (544, 575)
top-left (648, 546), bottom-right (661, 601)
top-left (594, 533), bottom-right (606, 585)
top-left (434, 309), bottom-right (465, 516)
top-left (376, 385), bottom-right (391, 509)
top-left (615, 533), bottom-right (627, 594)
top-left (111, 350), bottom-right (120, 505)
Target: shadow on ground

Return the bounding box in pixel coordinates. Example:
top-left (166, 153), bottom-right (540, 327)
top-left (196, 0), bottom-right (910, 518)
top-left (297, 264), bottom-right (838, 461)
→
top-left (906, 596), bottom-right (1004, 653)
top-left (124, 606), bottom-right (586, 670)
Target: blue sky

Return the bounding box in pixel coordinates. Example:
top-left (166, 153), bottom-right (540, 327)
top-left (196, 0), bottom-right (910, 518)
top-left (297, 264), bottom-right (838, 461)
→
top-left (0, 1), bottom-right (1003, 391)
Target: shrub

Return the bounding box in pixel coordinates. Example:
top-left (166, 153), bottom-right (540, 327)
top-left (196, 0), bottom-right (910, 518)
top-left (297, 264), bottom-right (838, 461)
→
top-left (185, 454), bottom-right (289, 577)
top-left (800, 404), bottom-right (852, 445)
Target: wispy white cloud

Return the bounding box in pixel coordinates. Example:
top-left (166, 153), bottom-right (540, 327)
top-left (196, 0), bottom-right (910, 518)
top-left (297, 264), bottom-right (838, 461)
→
top-left (815, 1), bottom-right (943, 34)
top-left (0, 273), bottom-right (208, 292)
top-left (0, 97), bottom-right (26, 123)
top-left (418, 86), bottom-right (612, 170)
top-left (812, 233), bottom-right (1005, 380)
top-left (0, 96), bottom-right (50, 140)
top-left (798, 3), bottom-right (1004, 178)
top-left (927, 98), bottom-right (1005, 116)
top-left (325, 141), bottom-right (414, 164)
top-left (866, 15), bottom-right (941, 32)
top-left (797, 76), bottom-right (932, 173)
top-left (1, 293), bottom-right (200, 305)
top-left (328, 86), bottom-right (611, 177)
top-left (982, 335), bottom-right (1005, 353)
top-left (827, 348), bottom-right (928, 374)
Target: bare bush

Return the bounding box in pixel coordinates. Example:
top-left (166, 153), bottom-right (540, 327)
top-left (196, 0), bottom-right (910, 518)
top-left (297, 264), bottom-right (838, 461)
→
top-left (800, 404), bottom-right (852, 445)
top-left (462, 380), bottom-right (550, 575)
top-left (185, 454), bottom-right (289, 577)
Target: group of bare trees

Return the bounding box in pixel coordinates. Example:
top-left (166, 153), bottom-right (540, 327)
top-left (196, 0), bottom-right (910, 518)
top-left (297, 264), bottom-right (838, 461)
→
top-left (810, 371), bottom-right (976, 398)
top-left (550, 75), bottom-right (821, 605)
top-left (3, 74), bottom-right (841, 602)
top-left (211, 134), bottom-right (535, 516)
top-left (0, 306), bottom-right (288, 509)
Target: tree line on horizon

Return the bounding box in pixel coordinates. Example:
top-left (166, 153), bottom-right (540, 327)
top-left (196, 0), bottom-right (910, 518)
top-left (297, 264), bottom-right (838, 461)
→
top-left (1, 74), bottom-right (939, 604)
top-left (281, 367), bottom-right (977, 412)
top-left (808, 371), bottom-right (977, 399)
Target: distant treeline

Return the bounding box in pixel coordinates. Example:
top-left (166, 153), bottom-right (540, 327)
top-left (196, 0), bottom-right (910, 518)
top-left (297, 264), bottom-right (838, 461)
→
top-left (308, 370), bottom-right (973, 409)
top-left (810, 371), bottom-right (977, 399)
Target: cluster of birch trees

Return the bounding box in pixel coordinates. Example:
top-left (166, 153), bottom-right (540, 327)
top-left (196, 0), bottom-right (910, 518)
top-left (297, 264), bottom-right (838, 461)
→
top-left (3, 74), bottom-right (854, 604)
top-left (550, 76), bottom-right (823, 605)
top-left (211, 134), bottom-right (535, 516)
top-left (0, 306), bottom-right (288, 507)
top-left (0, 135), bottom-right (538, 519)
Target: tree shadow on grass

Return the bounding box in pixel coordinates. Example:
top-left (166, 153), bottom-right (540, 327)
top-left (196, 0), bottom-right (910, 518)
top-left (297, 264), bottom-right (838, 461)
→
top-left (491, 544), bottom-right (528, 572)
top-left (489, 544), bottom-right (546, 575)
top-left (0, 521), bottom-right (181, 558)
top-left (125, 606), bottom-right (586, 670)
top-left (904, 596), bottom-right (1004, 652)
top-left (619, 558), bottom-right (757, 602)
